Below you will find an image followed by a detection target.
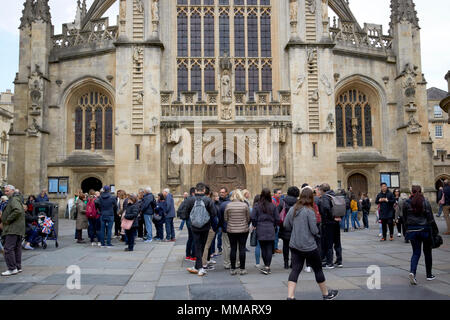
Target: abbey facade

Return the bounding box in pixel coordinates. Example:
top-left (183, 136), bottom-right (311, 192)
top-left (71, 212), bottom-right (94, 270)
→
top-left (8, 0), bottom-right (441, 206)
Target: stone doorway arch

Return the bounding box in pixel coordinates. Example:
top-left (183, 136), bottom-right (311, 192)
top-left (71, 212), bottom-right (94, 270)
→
top-left (81, 177), bottom-right (103, 193)
top-left (435, 176), bottom-right (450, 190)
top-left (348, 173), bottom-right (368, 198)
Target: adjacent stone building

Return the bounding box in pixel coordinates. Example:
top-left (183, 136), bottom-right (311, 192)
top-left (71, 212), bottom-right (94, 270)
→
top-left (0, 90), bottom-right (14, 185)
top-left (8, 0), bottom-right (439, 206)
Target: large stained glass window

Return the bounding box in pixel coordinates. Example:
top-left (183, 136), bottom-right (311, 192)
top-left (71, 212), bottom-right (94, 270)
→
top-left (75, 91), bottom-right (113, 150)
top-left (335, 89), bottom-right (373, 148)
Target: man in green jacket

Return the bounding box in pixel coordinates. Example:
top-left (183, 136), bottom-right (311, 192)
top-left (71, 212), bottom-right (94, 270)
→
top-left (1, 185), bottom-right (25, 276)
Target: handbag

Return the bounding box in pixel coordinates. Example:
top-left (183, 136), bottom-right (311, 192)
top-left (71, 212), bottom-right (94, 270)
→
top-left (121, 218), bottom-right (134, 231)
top-left (430, 221), bottom-right (443, 249)
top-left (250, 229), bottom-right (257, 247)
top-left (153, 214), bottom-right (163, 222)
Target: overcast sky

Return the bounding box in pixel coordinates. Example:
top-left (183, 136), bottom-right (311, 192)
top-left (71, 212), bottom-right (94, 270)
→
top-left (0, 0), bottom-right (449, 93)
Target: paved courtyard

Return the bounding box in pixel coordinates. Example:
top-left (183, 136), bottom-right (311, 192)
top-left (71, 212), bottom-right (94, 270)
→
top-left (0, 217), bottom-right (449, 300)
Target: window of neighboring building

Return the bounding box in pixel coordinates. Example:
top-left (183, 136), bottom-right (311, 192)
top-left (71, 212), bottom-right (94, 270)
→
top-left (435, 125), bottom-right (443, 138)
top-left (380, 173), bottom-right (400, 188)
top-left (434, 105), bottom-right (443, 118)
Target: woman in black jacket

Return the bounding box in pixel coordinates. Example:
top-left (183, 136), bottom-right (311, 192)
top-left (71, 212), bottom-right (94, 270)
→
top-left (402, 185), bottom-right (436, 284)
top-left (278, 187), bottom-right (300, 269)
top-left (123, 194), bottom-right (139, 252)
top-left (251, 188), bottom-right (280, 275)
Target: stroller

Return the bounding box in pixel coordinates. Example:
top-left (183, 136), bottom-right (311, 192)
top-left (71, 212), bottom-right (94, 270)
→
top-left (32, 202), bottom-right (59, 249)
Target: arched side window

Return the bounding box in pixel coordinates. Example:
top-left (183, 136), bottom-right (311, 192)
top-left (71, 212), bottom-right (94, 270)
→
top-left (336, 89), bottom-right (373, 148)
top-left (74, 91), bottom-right (113, 151)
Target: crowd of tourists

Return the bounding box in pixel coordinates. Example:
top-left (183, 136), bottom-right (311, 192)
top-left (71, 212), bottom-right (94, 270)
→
top-left (0, 179), bottom-right (448, 300)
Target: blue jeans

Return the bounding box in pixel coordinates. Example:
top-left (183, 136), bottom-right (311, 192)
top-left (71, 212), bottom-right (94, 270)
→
top-left (274, 226), bottom-right (279, 250)
top-left (143, 214), bottom-right (153, 241)
top-left (341, 210), bottom-right (350, 230)
top-left (351, 211), bottom-right (361, 229)
top-left (88, 218), bottom-right (100, 242)
top-left (255, 241), bottom-right (261, 265)
top-left (409, 231), bottom-right (433, 277)
top-left (99, 216), bottom-right (114, 246)
top-left (165, 217), bottom-right (175, 240)
top-left (216, 228), bottom-right (223, 251)
top-left (179, 219), bottom-right (186, 230)
top-left (437, 204), bottom-right (443, 217)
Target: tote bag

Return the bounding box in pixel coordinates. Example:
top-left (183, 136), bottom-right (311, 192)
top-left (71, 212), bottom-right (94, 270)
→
top-left (121, 218), bottom-right (134, 231)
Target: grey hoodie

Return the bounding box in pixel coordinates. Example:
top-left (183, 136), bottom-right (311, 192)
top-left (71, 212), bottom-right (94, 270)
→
top-left (283, 206), bottom-right (318, 252)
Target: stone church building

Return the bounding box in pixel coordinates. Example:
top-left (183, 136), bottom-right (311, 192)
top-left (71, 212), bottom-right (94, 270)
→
top-left (9, 0), bottom-right (439, 205)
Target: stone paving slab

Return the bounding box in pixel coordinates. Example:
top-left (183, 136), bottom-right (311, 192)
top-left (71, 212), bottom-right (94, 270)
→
top-left (117, 293), bottom-right (154, 300)
top-left (25, 284), bottom-right (62, 295)
top-left (154, 285), bottom-right (190, 300)
top-left (122, 281), bottom-right (157, 294)
top-left (96, 295), bottom-right (118, 300)
top-left (88, 285), bottom-right (124, 296)
top-left (189, 283), bottom-right (252, 300)
top-left (40, 274), bottom-right (131, 286)
top-left (13, 294), bottom-right (58, 300)
top-left (0, 282), bottom-right (34, 295)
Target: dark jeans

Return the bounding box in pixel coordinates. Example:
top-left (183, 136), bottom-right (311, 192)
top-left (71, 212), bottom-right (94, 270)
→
top-left (410, 233), bottom-right (433, 277)
top-left (323, 222), bottom-right (342, 265)
top-left (4, 235), bottom-right (22, 271)
top-left (88, 218), bottom-right (100, 242)
top-left (362, 210), bottom-right (369, 229)
top-left (289, 247), bottom-right (325, 284)
top-left (25, 226), bottom-right (39, 245)
top-left (137, 215), bottom-right (146, 238)
top-left (281, 237), bottom-right (290, 264)
top-left (186, 221), bottom-right (195, 257)
top-left (216, 228), bottom-right (223, 251)
top-left (396, 217), bottom-right (405, 235)
top-left (165, 217), bottom-right (175, 240)
top-left (99, 216), bottom-right (114, 246)
top-left (259, 240), bottom-right (274, 267)
top-left (125, 228), bottom-right (137, 251)
top-left (192, 229), bottom-right (209, 270)
top-left (228, 232), bottom-right (249, 270)
top-left (154, 219), bottom-right (165, 240)
top-left (114, 214), bottom-right (122, 236)
top-left (381, 218), bottom-right (394, 239)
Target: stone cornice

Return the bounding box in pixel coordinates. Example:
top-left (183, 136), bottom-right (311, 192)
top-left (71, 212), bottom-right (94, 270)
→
top-left (114, 40), bottom-right (165, 50)
top-left (285, 40), bottom-right (336, 50)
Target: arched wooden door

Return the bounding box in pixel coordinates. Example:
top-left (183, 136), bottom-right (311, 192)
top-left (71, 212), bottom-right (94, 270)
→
top-left (205, 164), bottom-right (246, 193)
top-left (348, 173), bottom-right (368, 198)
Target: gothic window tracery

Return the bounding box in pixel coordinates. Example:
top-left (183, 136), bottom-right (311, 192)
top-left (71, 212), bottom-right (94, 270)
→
top-left (176, 0), bottom-right (273, 99)
top-left (74, 91), bottom-right (113, 151)
top-left (335, 89), bottom-right (373, 148)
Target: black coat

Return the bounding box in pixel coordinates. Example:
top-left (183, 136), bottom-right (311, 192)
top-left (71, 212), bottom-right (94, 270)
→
top-left (361, 198), bottom-right (371, 212)
top-left (124, 203), bottom-right (140, 228)
top-left (402, 197), bottom-right (434, 228)
top-left (251, 202), bottom-right (280, 241)
top-left (278, 195), bottom-right (298, 240)
top-left (375, 191), bottom-right (395, 219)
top-left (444, 185), bottom-right (450, 206)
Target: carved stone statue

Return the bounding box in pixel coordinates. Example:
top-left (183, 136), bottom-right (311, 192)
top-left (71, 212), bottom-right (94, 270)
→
top-left (221, 72), bottom-right (232, 103)
top-left (152, 0), bottom-right (159, 22)
top-left (275, 148), bottom-right (287, 178)
top-left (307, 48), bottom-right (317, 64)
top-left (221, 105), bottom-right (232, 120)
top-left (311, 89), bottom-right (319, 102)
top-left (306, 0), bottom-right (316, 14)
top-left (135, 91), bottom-right (144, 104)
top-left (27, 118), bottom-right (41, 137)
top-left (135, 0), bottom-right (144, 14)
top-left (320, 75), bottom-right (333, 96)
top-left (290, 0), bottom-right (298, 22)
top-left (168, 149), bottom-right (181, 179)
top-left (326, 113), bottom-right (335, 130)
top-left (133, 47), bottom-right (143, 64)
top-left (295, 75), bottom-right (305, 95)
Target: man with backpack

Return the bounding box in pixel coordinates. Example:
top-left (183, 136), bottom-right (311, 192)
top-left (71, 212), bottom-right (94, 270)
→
top-left (184, 183), bottom-right (217, 276)
top-left (318, 183), bottom-right (343, 269)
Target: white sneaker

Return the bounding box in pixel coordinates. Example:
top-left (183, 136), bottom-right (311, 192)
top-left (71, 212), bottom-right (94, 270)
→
top-left (305, 267), bottom-right (312, 273)
top-left (198, 268), bottom-right (207, 276)
top-left (97, 242), bottom-right (102, 247)
top-left (378, 233), bottom-right (382, 237)
top-left (91, 242), bottom-right (96, 246)
top-left (208, 259), bottom-right (217, 265)
top-left (397, 233), bottom-right (402, 237)
top-left (409, 273), bottom-right (417, 285)
top-left (2, 269), bottom-right (18, 276)
top-left (255, 264), bottom-right (261, 269)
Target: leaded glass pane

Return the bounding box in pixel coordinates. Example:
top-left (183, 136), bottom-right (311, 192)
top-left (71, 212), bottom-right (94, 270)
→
top-left (364, 105), bottom-right (373, 147)
top-left (219, 14), bottom-right (230, 55)
top-left (235, 65), bottom-right (246, 92)
top-left (262, 65), bottom-right (272, 91)
top-left (84, 107), bottom-right (92, 150)
top-left (355, 105), bottom-right (363, 147)
top-left (177, 13), bottom-right (188, 56)
top-left (345, 105), bottom-right (352, 147)
top-left (178, 65), bottom-right (188, 97)
top-left (247, 14), bottom-right (258, 57)
top-left (75, 107), bottom-right (83, 150)
top-left (261, 13), bottom-right (271, 57)
top-left (234, 13), bottom-right (245, 57)
top-left (191, 65), bottom-right (202, 98)
top-left (204, 13), bottom-right (215, 57)
top-left (335, 105), bottom-right (344, 147)
top-left (248, 65), bottom-right (259, 101)
top-left (205, 65), bottom-right (216, 92)
top-left (105, 107), bottom-right (113, 150)
top-left (190, 13), bottom-right (201, 57)
top-left (95, 108), bottom-right (103, 150)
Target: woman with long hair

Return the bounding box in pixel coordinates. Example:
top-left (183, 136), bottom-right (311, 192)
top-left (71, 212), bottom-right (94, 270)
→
top-left (224, 190), bottom-right (251, 275)
top-left (284, 187), bottom-right (338, 300)
top-left (251, 189), bottom-right (280, 275)
top-left (403, 185), bottom-right (436, 284)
